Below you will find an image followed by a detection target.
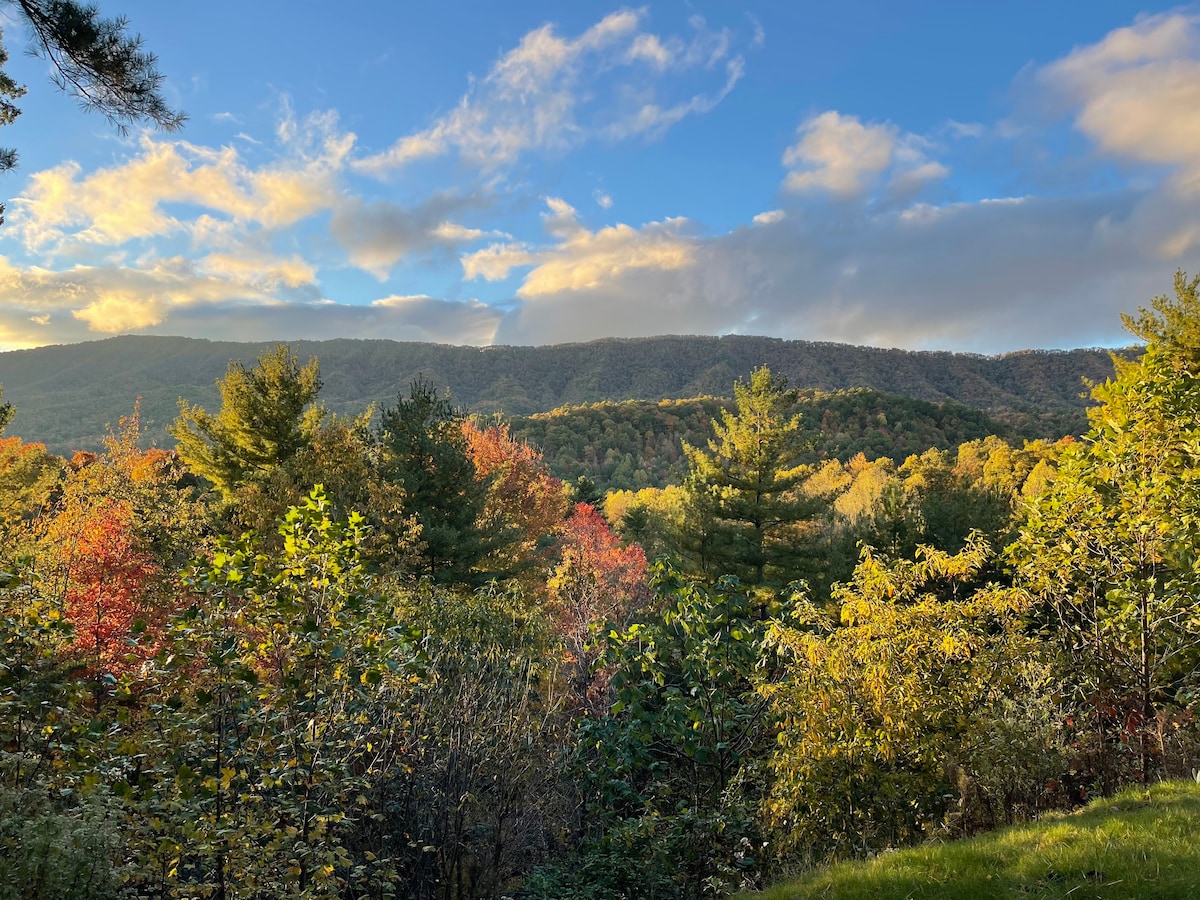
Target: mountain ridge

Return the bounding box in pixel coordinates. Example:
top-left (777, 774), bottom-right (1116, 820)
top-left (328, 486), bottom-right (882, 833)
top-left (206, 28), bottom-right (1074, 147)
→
top-left (0, 334), bottom-right (1125, 454)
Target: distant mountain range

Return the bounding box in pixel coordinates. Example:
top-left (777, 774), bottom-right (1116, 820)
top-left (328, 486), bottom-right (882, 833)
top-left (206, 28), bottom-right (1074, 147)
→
top-left (0, 334), bottom-right (1124, 455)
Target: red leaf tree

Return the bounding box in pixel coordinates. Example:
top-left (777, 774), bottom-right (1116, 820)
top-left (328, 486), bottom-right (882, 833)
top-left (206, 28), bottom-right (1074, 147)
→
top-left (549, 502), bottom-right (649, 705)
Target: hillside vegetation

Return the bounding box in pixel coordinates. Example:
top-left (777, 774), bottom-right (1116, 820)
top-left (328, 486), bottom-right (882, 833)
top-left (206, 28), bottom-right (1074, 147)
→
top-left (509, 389), bottom-right (1084, 494)
top-left (740, 780), bottom-right (1200, 899)
top-left (0, 334), bottom-right (1115, 454)
top-left (0, 276), bottom-right (1196, 899)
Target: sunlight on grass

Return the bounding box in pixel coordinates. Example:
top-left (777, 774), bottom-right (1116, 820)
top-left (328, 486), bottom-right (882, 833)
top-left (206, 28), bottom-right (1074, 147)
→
top-left (742, 780), bottom-right (1200, 899)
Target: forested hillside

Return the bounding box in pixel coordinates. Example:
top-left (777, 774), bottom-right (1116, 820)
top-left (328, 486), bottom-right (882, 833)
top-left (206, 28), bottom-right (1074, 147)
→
top-left (1, 278), bottom-right (1197, 900)
top-left (509, 389), bottom-right (1084, 494)
top-left (0, 334), bottom-right (1117, 454)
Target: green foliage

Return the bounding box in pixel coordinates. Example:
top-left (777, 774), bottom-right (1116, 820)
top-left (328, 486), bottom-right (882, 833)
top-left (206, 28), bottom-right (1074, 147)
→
top-left (683, 367), bottom-right (814, 589)
top-left (0, 566), bottom-right (117, 899)
top-left (0, 784), bottom-right (120, 900)
top-left (511, 389), bottom-right (1056, 497)
top-left (5, 285), bottom-right (1200, 898)
top-left (377, 378), bottom-right (500, 584)
top-left (1013, 270), bottom-right (1200, 788)
top-left (760, 538), bottom-right (1041, 863)
top-left (0, 386), bottom-right (12, 435)
top-left (0, 335), bottom-right (1111, 457)
top-left (0, 565), bottom-right (77, 791)
top-left (122, 486), bottom-right (419, 898)
top-left (171, 343), bottom-right (324, 502)
top-left (571, 564), bottom-right (778, 897)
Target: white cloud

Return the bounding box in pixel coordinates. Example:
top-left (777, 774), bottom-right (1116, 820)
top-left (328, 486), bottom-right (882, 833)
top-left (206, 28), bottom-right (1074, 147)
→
top-left (198, 252), bottom-right (317, 290)
top-left (488, 180), bottom-right (1198, 353)
top-left (0, 252), bottom-right (299, 347)
top-left (355, 10), bottom-right (748, 175)
top-left (594, 190), bottom-right (613, 209)
top-left (782, 111), bottom-right (948, 197)
top-left (1038, 12), bottom-right (1200, 190)
top-left (463, 197), bottom-right (694, 297)
top-left (8, 109), bottom-right (355, 255)
top-left (783, 112), bottom-right (895, 194)
top-left (0, 252), bottom-right (502, 350)
top-left (73, 292), bottom-right (171, 333)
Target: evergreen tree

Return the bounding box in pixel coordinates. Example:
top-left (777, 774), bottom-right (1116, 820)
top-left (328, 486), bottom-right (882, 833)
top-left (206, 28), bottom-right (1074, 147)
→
top-left (377, 378), bottom-right (497, 584)
top-left (0, 385), bottom-right (12, 434)
top-left (170, 344), bottom-right (324, 502)
top-left (681, 367), bottom-right (813, 590)
top-left (0, 2), bottom-right (184, 219)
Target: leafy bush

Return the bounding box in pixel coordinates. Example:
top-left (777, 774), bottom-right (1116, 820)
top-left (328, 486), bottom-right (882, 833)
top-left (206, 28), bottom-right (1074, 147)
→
top-left (0, 784), bottom-right (119, 900)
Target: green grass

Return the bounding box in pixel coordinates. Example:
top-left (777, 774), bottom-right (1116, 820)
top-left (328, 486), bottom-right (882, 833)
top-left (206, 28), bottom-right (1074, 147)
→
top-left (740, 780), bottom-right (1200, 899)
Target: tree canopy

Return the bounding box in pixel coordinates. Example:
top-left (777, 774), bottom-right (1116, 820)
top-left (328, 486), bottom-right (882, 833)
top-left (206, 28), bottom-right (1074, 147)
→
top-left (0, 1), bottom-right (182, 217)
top-left (682, 366), bottom-right (814, 589)
top-left (170, 344), bottom-right (324, 502)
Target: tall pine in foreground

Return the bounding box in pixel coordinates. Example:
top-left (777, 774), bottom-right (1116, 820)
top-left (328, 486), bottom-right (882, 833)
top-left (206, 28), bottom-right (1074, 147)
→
top-left (681, 366), bottom-right (814, 591)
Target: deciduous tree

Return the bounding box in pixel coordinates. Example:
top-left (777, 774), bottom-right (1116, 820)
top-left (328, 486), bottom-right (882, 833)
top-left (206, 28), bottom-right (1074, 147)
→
top-left (1013, 270), bottom-right (1200, 787)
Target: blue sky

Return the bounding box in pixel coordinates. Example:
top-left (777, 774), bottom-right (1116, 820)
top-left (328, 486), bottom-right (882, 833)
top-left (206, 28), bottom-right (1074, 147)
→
top-left (0, 0), bottom-right (1194, 352)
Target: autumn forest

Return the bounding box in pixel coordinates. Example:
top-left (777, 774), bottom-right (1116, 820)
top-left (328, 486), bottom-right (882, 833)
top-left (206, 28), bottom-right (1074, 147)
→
top-left (3, 274), bottom-right (1200, 899)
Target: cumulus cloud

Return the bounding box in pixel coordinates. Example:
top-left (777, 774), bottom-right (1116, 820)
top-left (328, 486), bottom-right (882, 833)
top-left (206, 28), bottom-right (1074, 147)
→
top-left (7, 10), bottom-right (1200, 359)
top-left (1037, 12), bottom-right (1200, 190)
top-left (0, 253), bottom-right (291, 347)
top-left (355, 10), bottom-right (748, 175)
top-left (463, 197), bottom-right (694, 297)
top-left (8, 109), bottom-right (354, 255)
top-left (490, 188), bottom-right (1182, 351)
top-left (783, 111), bottom-right (947, 196)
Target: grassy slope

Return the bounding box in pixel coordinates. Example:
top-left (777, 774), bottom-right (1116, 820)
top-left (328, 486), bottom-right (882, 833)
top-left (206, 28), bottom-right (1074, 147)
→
top-left (741, 780), bottom-right (1200, 899)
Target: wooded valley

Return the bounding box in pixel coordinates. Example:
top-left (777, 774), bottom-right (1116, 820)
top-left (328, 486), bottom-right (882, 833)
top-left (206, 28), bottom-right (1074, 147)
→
top-left (1, 276), bottom-right (1198, 899)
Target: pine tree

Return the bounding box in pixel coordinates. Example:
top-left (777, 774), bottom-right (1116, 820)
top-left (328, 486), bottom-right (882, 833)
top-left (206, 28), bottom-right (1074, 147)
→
top-left (681, 366), bottom-right (813, 590)
top-left (377, 378), bottom-right (496, 584)
top-left (170, 344), bottom-right (324, 501)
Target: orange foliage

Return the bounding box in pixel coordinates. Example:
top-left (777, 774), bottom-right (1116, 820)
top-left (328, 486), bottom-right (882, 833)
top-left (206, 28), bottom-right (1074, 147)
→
top-left (550, 502), bottom-right (649, 649)
top-left (549, 502), bottom-right (649, 708)
top-left (54, 498), bottom-right (160, 674)
top-left (463, 420), bottom-right (570, 569)
top-left (40, 404), bottom-right (195, 678)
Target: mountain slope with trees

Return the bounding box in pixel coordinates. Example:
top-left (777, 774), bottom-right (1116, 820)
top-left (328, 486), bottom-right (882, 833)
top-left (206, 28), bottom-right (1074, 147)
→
top-left (0, 334), bottom-right (1118, 454)
top-left (509, 388), bottom-right (1077, 494)
top-left (3, 275), bottom-right (1197, 899)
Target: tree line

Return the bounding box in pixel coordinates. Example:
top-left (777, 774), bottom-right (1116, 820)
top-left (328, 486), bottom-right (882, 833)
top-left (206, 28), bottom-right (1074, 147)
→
top-left (0, 334), bottom-right (1113, 458)
top-left (1, 274), bottom-right (1199, 898)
